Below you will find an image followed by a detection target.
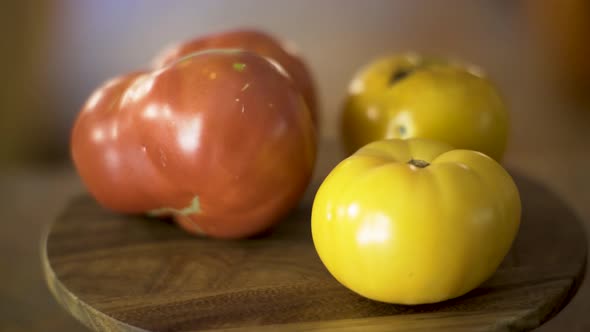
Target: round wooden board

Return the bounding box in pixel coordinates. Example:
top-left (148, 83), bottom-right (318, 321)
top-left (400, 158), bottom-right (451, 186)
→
top-left (42, 172), bottom-right (587, 332)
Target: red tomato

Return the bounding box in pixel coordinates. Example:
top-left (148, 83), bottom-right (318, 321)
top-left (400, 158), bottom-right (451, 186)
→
top-left (152, 29), bottom-right (319, 127)
top-left (71, 50), bottom-right (316, 239)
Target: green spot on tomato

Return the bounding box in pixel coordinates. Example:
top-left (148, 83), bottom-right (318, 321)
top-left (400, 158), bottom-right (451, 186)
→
top-left (233, 63), bottom-right (246, 72)
top-left (147, 195), bottom-right (201, 217)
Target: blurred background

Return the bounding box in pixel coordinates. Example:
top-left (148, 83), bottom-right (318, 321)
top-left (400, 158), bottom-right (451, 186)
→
top-left (1, 0), bottom-right (589, 331)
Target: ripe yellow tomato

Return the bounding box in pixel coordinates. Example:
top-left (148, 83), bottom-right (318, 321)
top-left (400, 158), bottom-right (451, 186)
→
top-left (341, 54), bottom-right (509, 161)
top-left (312, 138), bottom-right (521, 304)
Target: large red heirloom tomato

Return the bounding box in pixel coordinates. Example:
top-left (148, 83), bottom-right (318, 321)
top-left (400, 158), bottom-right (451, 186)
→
top-left (71, 50), bottom-right (316, 239)
top-left (152, 29), bottom-right (319, 127)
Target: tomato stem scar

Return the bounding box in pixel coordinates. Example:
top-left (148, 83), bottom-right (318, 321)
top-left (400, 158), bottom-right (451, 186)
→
top-left (408, 159), bottom-right (430, 168)
top-left (389, 68), bottom-right (413, 85)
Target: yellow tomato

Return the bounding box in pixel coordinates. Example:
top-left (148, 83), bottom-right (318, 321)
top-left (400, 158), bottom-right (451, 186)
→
top-left (312, 138), bottom-right (520, 304)
top-left (341, 54), bottom-right (509, 161)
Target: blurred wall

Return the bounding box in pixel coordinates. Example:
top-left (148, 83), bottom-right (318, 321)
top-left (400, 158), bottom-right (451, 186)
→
top-left (1, 0), bottom-right (588, 166)
top-left (0, 1), bottom-right (58, 164)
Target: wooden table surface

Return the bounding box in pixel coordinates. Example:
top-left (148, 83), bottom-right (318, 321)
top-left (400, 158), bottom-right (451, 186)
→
top-left (41, 158), bottom-right (587, 331)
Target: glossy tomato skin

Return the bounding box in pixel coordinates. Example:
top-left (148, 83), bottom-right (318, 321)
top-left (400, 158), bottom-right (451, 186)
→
top-left (72, 50), bottom-right (316, 239)
top-left (342, 55), bottom-right (509, 161)
top-left (312, 138), bottom-right (520, 304)
top-left (152, 29), bottom-right (319, 127)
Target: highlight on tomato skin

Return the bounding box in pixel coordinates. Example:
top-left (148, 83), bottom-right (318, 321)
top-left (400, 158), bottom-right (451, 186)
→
top-left (71, 49), bottom-right (317, 239)
top-left (152, 28), bottom-right (319, 128)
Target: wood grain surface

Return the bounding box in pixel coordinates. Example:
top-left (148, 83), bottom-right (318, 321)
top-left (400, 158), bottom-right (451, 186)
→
top-left (42, 166), bottom-right (587, 332)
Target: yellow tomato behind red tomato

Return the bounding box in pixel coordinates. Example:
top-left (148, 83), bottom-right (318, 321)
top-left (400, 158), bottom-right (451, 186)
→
top-left (312, 138), bottom-right (521, 304)
top-left (341, 54), bottom-right (509, 161)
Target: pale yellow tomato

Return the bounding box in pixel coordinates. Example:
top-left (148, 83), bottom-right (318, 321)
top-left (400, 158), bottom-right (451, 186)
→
top-left (341, 54), bottom-right (509, 161)
top-left (312, 138), bottom-right (521, 304)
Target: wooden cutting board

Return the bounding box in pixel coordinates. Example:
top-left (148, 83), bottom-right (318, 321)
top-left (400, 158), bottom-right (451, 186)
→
top-left (42, 156), bottom-right (587, 331)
